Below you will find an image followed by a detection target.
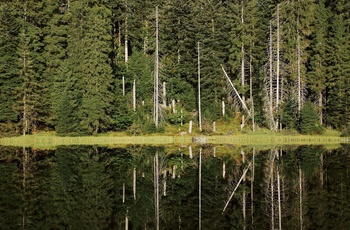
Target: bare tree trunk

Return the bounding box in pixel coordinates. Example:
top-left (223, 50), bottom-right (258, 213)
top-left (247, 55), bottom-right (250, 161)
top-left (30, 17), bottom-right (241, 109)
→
top-left (123, 183), bottom-right (125, 203)
top-left (250, 47), bottom-right (255, 132)
top-left (133, 79), bottom-right (136, 111)
top-left (125, 17), bottom-right (128, 63)
top-left (222, 100), bottom-right (225, 116)
top-left (154, 6), bottom-right (159, 128)
top-left (297, 28), bottom-right (301, 112)
top-left (241, 2), bottom-right (245, 129)
top-left (222, 162), bottom-right (226, 179)
top-left (162, 82), bottom-right (166, 108)
top-left (276, 4), bottom-right (280, 109)
top-left (198, 42), bottom-right (202, 132)
top-left (269, 22), bottom-right (274, 130)
top-left (319, 92), bottom-right (323, 124)
top-left (122, 76), bottom-right (125, 96)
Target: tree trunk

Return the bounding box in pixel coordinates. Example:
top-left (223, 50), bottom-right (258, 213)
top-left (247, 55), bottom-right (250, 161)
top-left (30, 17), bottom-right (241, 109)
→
top-left (133, 79), bottom-right (136, 111)
top-left (198, 42), bottom-right (202, 132)
top-left (154, 6), bottom-right (159, 128)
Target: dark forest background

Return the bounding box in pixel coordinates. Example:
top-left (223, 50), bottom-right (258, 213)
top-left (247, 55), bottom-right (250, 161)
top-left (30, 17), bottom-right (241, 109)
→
top-left (0, 0), bottom-right (349, 136)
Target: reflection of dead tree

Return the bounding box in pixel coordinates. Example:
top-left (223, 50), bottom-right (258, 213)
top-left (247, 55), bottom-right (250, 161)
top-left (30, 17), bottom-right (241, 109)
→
top-left (223, 161), bottom-right (252, 213)
top-left (153, 150), bottom-right (168, 230)
top-left (264, 149), bottom-right (284, 230)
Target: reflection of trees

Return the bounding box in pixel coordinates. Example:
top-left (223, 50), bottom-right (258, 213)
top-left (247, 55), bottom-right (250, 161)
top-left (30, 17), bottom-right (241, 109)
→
top-left (3, 144), bottom-right (350, 229)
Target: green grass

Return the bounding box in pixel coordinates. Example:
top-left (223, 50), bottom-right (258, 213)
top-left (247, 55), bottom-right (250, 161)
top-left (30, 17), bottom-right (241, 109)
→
top-left (0, 123), bottom-right (349, 149)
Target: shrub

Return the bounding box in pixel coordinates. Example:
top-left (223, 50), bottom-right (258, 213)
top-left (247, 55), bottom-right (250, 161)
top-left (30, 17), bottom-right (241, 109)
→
top-left (299, 101), bottom-right (324, 134)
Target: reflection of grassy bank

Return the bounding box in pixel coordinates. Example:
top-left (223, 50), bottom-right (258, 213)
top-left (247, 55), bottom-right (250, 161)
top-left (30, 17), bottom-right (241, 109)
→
top-left (0, 129), bottom-right (349, 148)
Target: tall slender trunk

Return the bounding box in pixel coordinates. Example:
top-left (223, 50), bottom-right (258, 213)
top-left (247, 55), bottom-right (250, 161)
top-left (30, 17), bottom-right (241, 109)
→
top-left (198, 42), bottom-right (202, 131)
top-left (133, 79), bottom-right (136, 111)
top-left (269, 22), bottom-right (274, 130)
top-left (276, 4), bottom-right (280, 108)
top-left (241, 1), bottom-right (245, 129)
top-left (319, 91), bottom-right (323, 124)
top-left (154, 7), bottom-right (159, 128)
top-left (297, 28), bottom-right (301, 112)
top-left (249, 46), bottom-right (254, 132)
top-left (125, 17), bottom-right (128, 63)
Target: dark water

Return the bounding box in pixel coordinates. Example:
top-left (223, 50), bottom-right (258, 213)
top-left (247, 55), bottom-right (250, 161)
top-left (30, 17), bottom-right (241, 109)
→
top-left (1, 144), bottom-right (350, 230)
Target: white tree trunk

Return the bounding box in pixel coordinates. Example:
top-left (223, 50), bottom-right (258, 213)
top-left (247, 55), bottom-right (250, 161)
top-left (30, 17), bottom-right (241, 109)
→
top-left (133, 79), bottom-right (136, 111)
top-left (198, 42), bottom-right (202, 132)
top-left (222, 100), bottom-right (225, 116)
top-left (154, 6), bottom-right (159, 128)
top-left (163, 82), bottom-right (166, 108)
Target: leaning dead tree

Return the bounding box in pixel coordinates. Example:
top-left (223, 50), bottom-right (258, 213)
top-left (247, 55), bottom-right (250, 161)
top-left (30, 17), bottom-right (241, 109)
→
top-left (221, 66), bottom-right (251, 118)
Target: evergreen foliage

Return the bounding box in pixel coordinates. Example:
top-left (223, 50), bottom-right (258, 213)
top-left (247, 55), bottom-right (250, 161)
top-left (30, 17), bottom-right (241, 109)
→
top-left (299, 101), bottom-right (324, 134)
top-left (0, 0), bottom-right (349, 135)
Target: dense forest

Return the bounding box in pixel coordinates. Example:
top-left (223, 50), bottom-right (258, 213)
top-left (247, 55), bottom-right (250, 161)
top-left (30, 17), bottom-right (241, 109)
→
top-left (0, 0), bottom-right (349, 136)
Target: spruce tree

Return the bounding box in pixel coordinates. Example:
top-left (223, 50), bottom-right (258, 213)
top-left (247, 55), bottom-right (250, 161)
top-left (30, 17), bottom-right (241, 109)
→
top-left (308, 0), bottom-right (329, 124)
top-left (325, 14), bottom-right (350, 128)
top-left (79, 1), bottom-right (114, 134)
top-left (299, 100), bottom-right (323, 134)
top-left (0, 3), bottom-right (20, 132)
top-left (15, 0), bottom-right (45, 135)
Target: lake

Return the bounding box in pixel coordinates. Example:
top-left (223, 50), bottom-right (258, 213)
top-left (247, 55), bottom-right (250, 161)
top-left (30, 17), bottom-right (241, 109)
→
top-left (1, 144), bottom-right (350, 229)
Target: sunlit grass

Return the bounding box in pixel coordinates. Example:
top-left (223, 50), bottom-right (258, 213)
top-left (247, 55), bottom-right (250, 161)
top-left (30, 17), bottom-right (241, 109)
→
top-left (0, 122), bottom-right (349, 148)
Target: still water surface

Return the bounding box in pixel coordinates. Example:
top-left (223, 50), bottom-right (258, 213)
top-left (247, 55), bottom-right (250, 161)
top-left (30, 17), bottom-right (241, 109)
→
top-left (1, 144), bottom-right (350, 229)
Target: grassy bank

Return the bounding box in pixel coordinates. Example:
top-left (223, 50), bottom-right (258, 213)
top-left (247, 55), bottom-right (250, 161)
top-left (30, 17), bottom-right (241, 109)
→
top-left (0, 127), bottom-right (349, 148)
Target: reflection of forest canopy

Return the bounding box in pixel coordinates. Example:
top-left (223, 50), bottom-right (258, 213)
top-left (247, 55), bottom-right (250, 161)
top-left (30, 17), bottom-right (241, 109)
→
top-left (0, 145), bottom-right (350, 229)
top-left (0, 0), bottom-right (350, 136)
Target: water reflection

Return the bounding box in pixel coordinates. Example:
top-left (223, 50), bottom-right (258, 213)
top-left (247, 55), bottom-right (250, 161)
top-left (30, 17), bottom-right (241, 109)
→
top-left (1, 144), bottom-right (350, 229)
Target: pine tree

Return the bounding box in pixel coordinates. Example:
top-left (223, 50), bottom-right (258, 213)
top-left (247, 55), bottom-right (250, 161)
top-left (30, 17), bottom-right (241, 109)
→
top-left (79, 1), bottom-right (114, 134)
top-left (42, 0), bottom-right (68, 127)
top-left (15, 0), bottom-right (45, 135)
top-left (299, 100), bottom-right (323, 134)
top-left (308, 0), bottom-right (329, 125)
top-left (0, 3), bottom-right (20, 132)
top-left (325, 13), bottom-right (350, 128)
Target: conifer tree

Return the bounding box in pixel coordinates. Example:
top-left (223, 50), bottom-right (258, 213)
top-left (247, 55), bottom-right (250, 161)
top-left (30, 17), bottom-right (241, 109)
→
top-left (325, 14), bottom-right (350, 128)
top-left (79, 1), bottom-right (114, 134)
top-left (308, 0), bottom-right (329, 124)
top-left (0, 3), bottom-right (20, 131)
top-left (15, 0), bottom-right (45, 135)
top-left (42, 0), bottom-right (68, 127)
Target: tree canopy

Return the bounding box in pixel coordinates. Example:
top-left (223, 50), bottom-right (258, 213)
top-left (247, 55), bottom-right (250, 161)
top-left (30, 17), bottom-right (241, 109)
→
top-left (0, 0), bottom-right (349, 135)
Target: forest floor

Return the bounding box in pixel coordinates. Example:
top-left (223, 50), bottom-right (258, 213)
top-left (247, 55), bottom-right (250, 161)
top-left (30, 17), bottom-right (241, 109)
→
top-left (0, 123), bottom-right (349, 148)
